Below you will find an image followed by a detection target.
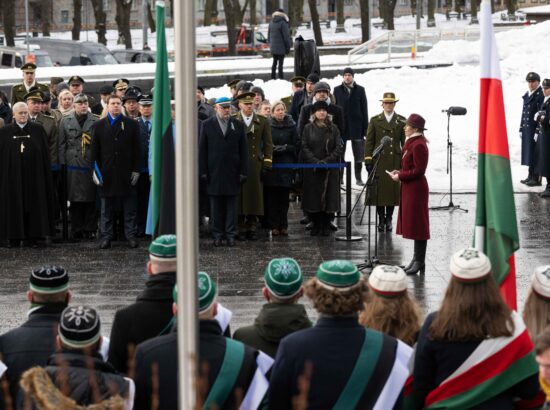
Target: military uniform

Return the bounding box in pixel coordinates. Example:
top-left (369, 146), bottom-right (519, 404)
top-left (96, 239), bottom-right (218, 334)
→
top-left (11, 82), bottom-right (48, 107)
top-left (234, 93), bottom-right (273, 236)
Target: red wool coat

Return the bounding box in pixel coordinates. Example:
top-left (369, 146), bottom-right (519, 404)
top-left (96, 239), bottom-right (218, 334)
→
top-left (396, 135), bottom-right (430, 240)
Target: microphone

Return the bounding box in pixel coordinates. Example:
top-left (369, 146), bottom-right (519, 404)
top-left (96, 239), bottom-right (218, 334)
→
top-left (372, 136), bottom-right (392, 158)
top-left (442, 106), bottom-right (467, 116)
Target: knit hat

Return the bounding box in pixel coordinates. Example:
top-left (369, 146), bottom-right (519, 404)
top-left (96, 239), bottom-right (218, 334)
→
top-left (343, 67), bottom-right (354, 76)
top-left (306, 73), bottom-right (319, 84)
top-left (264, 258), bottom-right (303, 298)
top-left (531, 266), bottom-right (550, 299)
top-left (30, 266), bottom-right (69, 294)
top-left (198, 272), bottom-right (217, 312)
top-left (368, 265), bottom-right (407, 297)
top-left (311, 100), bottom-right (329, 114)
top-left (313, 82), bottom-right (330, 94)
top-left (450, 248), bottom-right (492, 282)
top-left (58, 305), bottom-right (101, 349)
top-left (149, 235), bottom-right (177, 262)
top-left (316, 260), bottom-right (360, 290)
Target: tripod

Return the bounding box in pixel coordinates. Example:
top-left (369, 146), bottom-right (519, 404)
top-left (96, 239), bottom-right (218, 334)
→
top-left (430, 112), bottom-right (468, 212)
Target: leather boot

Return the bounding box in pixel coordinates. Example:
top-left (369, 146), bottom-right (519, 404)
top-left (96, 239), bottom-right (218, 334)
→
top-left (377, 207), bottom-right (385, 232)
top-left (400, 257), bottom-right (415, 271)
top-left (520, 171), bottom-right (532, 184)
top-left (355, 163), bottom-right (364, 186)
top-left (526, 175), bottom-right (542, 187)
top-left (405, 240), bottom-right (427, 275)
top-left (310, 213), bottom-right (320, 236)
top-left (540, 184), bottom-right (550, 198)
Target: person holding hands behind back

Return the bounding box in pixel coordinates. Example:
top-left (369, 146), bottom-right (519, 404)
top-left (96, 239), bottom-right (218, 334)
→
top-left (388, 114), bottom-right (429, 275)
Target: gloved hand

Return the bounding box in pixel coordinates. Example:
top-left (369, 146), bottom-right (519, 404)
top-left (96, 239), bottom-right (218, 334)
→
top-left (273, 144), bottom-right (287, 153)
top-left (239, 174), bottom-right (247, 184)
top-left (92, 171), bottom-right (103, 186)
top-left (535, 111), bottom-right (546, 122)
top-left (534, 133), bottom-right (539, 143)
top-left (365, 163), bottom-right (373, 174)
top-left (130, 172), bottom-right (140, 186)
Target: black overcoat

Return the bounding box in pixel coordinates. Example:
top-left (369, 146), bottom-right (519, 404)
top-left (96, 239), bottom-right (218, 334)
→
top-left (520, 86), bottom-right (544, 167)
top-left (297, 101), bottom-right (345, 140)
top-left (199, 115), bottom-right (248, 196)
top-left (263, 115), bottom-right (297, 188)
top-left (289, 89), bottom-right (307, 123)
top-left (89, 115), bottom-right (141, 197)
top-left (536, 97), bottom-right (550, 178)
top-left (333, 82), bottom-right (369, 141)
top-left (0, 122), bottom-right (54, 240)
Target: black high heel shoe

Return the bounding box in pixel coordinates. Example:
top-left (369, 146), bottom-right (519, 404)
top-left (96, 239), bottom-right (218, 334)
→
top-left (405, 261), bottom-right (425, 275)
top-left (400, 258), bottom-right (415, 271)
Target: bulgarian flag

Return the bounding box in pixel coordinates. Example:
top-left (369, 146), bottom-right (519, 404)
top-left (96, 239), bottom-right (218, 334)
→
top-left (474, 0), bottom-right (519, 310)
top-left (147, 0), bottom-right (175, 237)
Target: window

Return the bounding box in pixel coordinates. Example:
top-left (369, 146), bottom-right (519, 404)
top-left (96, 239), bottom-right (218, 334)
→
top-left (131, 0), bottom-right (138, 11)
top-left (198, 0), bottom-right (205, 11)
top-left (61, 10), bottom-right (69, 23)
top-left (103, 0), bottom-right (110, 11)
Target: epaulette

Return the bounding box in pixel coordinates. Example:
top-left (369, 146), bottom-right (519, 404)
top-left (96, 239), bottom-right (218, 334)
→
top-left (396, 114), bottom-right (406, 122)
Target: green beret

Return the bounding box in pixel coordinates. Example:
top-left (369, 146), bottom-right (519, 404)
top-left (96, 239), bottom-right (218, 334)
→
top-left (264, 258), bottom-right (303, 298)
top-left (198, 272), bottom-right (217, 312)
top-left (316, 260), bottom-right (360, 290)
top-left (149, 234), bottom-right (177, 262)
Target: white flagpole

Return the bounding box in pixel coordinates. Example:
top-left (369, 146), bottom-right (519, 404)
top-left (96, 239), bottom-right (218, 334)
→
top-left (173, 0), bottom-right (198, 407)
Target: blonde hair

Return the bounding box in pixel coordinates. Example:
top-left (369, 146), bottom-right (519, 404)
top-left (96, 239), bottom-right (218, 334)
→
top-left (271, 100), bottom-right (286, 113)
top-left (523, 289), bottom-right (550, 340)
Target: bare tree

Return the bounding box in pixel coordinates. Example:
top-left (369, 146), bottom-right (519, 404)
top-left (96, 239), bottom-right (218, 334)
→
top-left (42, 0), bottom-right (52, 36)
top-left (250, 0), bottom-right (257, 25)
top-left (427, 0), bottom-right (436, 27)
top-left (336, 0), bottom-right (345, 32)
top-left (470, 0), bottom-right (481, 24)
top-left (505, 0), bottom-right (516, 15)
top-left (379, 0), bottom-right (398, 30)
top-left (359, 0), bottom-right (369, 42)
top-left (1, 0), bottom-right (15, 46)
top-left (288, 0), bottom-right (304, 36)
top-left (72, 0), bottom-right (82, 41)
top-left (308, 0), bottom-right (323, 46)
top-left (90, 0), bottom-right (107, 44)
top-left (203, 0), bottom-right (218, 25)
top-left (222, 0), bottom-right (238, 55)
top-left (147, 1), bottom-right (156, 32)
top-left (115, 0), bottom-right (133, 49)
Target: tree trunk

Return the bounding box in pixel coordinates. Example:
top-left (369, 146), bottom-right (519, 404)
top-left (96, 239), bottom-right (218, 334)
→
top-left (147, 1), bottom-right (156, 32)
top-left (239, 0), bottom-right (248, 24)
top-left (42, 0), bottom-right (52, 36)
top-left (505, 0), bottom-right (515, 15)
top-left (250, 0), bottom-right (257, 25)
top-left (385, 0), bottom-right (397, 30)
top-left (427, 0), bottom-right (436, 27)
top-left (308, 0), bottom-right (323, 46)
top-left (72, 0), bottom-right (82, 41)
top-left (359, 0), bottom-right (369, 42)
top-left (470, 0), bottom-right (480, 24)
top-left (115, 0), bottom-right (133, 49)
top-left (336, 0), bottom-right (345, 32)
top-left (223, 0), bottom-right (238, 55)
top-left (90, 0), bottom-right (107, 44)
top-left (288, 0), bottom-right (304, 36)
top-left (2, 0), bottom-right (15, 46)
top-left (203, 0), bottom-right (218, 25)
top-left (379, 0), bottom-right (387, 28)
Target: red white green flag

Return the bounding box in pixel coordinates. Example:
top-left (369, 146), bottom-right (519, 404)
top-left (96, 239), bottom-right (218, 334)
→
top-left (474, 0), bottom-right (519, 310)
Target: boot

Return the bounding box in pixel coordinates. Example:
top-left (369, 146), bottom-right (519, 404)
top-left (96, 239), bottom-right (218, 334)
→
top-left (355, 163), bottom-right (364, 186)
top-left (520, 171), bottom-right (533, 184)
top-left (310, 213), bottom-right (320, 236)
top-left (321, 213), bottom-right (330, 236)
top-left (377, 207), bottom-right (385, 232)
top-left (400, 258), bottom-right (415, 271)
top-left (539, 184), bottom-right (550, 198)
top-left (385, 206), bottom-right (394, 232)
top-left (526, 174), bottom-right (542, 187)
top-left (405, 240), bottom-right (427, 275)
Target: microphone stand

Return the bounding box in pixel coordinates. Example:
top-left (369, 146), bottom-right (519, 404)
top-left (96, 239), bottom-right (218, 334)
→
top-left (430, 112), bottom-right (468, 212)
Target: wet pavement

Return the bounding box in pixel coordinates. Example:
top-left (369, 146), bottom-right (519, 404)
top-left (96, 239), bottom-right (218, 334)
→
top-left (0, 190), bottom-right (549, 336)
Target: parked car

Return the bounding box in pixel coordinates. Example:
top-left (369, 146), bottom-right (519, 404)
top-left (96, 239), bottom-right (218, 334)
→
top-left (0, 46), bottom-right (53, 68)
top-left (197, 25), bottom-right (269, 57)
top-left (26, 38), bottom-right (118, 66)
top-left (111, 49), bottom-right (156, 63)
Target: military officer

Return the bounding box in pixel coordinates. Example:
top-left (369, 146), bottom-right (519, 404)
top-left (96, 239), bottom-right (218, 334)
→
top-left (520, 72), bottom-right (544, 186)
top-left (113, 78), bottom-right (130, 99)
top-left (25, 90), bottom-right (58, 170)
top-left (234, 92), bottom-right (273, 240)
top-left (227, 78), bottom-right (241, 99)
top-left (67, 76), bottom-right (96, 108)
top-left (10, 63), bottom-right (49, 106)
top-left (364, 92), bottom-right (406, 233)
top-left (281, 76), bottom-right (305, 112)
top-left (40, 90), bottom-right (63, 125)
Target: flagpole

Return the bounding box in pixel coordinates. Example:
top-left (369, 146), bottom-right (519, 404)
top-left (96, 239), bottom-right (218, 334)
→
top-left (173, 0), bottom-right (198, 407)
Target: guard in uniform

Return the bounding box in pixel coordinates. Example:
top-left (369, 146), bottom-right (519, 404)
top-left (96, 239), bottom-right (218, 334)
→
top-left (113, 78), bottom-right (130, 99)
top-left (535, 79), bottom-right (550, 197)
top-left (269, 260), bottom-right (412, 409)
top-left (234, 92), bottom-right (273, 240)
top-left (520, 72), bottom-right (544, 186)
top-left (67, 75), bottom-right (96, 108)
top-left (134, 273), bottom-right (272, 410)
top-left (281, 76), bottom-right (305, 111)
top-left (364, 92), bottom-right (406, 232)
top-left (10, 63), bottom-right (48, 106)
top-left (227, 78), bottom-right (241, 99)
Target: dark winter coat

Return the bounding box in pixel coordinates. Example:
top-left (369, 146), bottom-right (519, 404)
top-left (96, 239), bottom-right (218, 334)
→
top-left (536, 97), bottom-right (550, 178)
top-left (364, 112), bottom-right (406, 206)
top-left (42, 350), bottom-right (129, 405)
top-left (269, 316), bottom-right (404, 409)
top-left (199, 115), bottom-right (248, 196)
top-left (333, 82), bottom-right (369, 141)
top-left (89, 115), bottom-right (141, 198)
top-left (289, 89), bottom-right (310, 123)
top-left (234, 112), bottom-right (273, 215)
top-left (198, 100), bottom-right (215, 120)
top-left (108, 272), bottom-right (176, 375)
top-left (137, 116), bottom-right (152, 173)
top-left (409, 312), bottom-right (540, 409)
top-left (263, 115), bottom-right (297, 188)
top-left (134, 320), bottom-right (259, 410)
top-left (0, 304), bottom-right (66, 405)
top-left (58, 112), bottom-right (99, 202)
top-left (34, 112), bottom-right (58, 166)
top-left (0, 101), bottom-right (12, 125)
top-left (268, 11), bottom-right (292, 56)
top-left (520, 86), bottom-right (544, 167)
top-left (301, 120), bottom-right (343, 213)
top-left (0, 122), bottom-right (54, 240)
top-left (297, 99), bottom-right (345, 140)
top-left (396, 135), bottom-right (430, 240)
top-left (233, 303), bottom-right (311, 358)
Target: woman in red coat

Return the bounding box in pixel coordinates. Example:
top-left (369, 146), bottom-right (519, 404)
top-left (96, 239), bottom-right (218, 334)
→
top-left (389, 113), bottom-right (429, 275)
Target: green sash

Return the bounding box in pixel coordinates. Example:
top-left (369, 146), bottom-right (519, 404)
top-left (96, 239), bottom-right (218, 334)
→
top-left (333, 329), bottom-right (383, 410)
top-left (203, 338), bottom-right (246, 410)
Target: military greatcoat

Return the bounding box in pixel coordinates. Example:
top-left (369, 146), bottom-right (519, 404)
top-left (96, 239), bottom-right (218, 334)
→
top-left (364, 112), bottom-right (406, 206)
top-left (234, 112), bottom-right (273, 216)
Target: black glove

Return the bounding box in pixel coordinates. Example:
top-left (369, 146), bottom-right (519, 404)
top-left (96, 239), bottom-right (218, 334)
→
top-left (273, 144), bottom-right (287, 153)
top-left (365, 163), bottom-right (373, 174)
top-left (239, 174), bottom-right (247, 184)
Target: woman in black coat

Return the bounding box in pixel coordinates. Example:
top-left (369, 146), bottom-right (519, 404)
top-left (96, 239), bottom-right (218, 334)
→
top-left (264, 101), bottom-right (297, 236)
top-left (301, 101), bottom-right (343, 236)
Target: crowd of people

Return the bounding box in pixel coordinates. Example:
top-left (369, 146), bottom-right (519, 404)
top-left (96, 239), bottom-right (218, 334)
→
top-left (0, 236), bottom-right (549, 408)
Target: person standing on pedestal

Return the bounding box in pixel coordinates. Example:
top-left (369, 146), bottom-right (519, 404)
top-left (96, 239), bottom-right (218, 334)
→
top-left (268, 8), bottom-right (291, 80)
